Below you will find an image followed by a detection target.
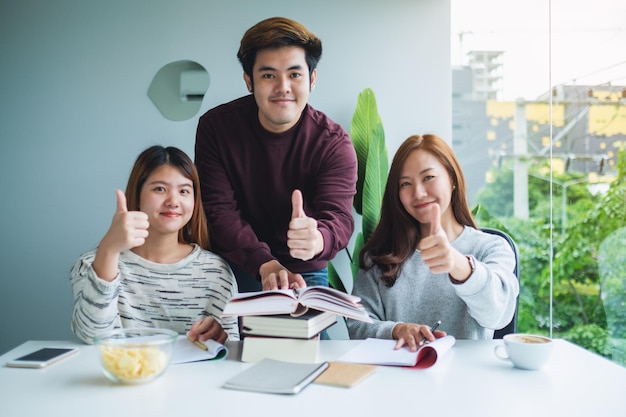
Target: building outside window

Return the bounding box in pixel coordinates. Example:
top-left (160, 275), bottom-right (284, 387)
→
top-left (452, 0), bottom-right (626, 366)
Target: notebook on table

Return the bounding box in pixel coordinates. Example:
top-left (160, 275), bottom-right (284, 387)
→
top-left (222, 358), bottom-right (329, 395)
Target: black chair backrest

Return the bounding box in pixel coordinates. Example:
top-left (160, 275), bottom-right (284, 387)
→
top-left (481, 228), bottom-right (520, 339)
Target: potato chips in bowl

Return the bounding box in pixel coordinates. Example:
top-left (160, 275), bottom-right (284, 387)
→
top-left (93, 328), bottom-right (177, 384)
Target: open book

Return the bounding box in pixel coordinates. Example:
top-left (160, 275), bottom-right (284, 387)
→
top-left (222, 286), bottom-right (373, 323)
top-left (338, 335), bottom-right (456, 369)
top-left (170, 335), bottom-right (228, 364)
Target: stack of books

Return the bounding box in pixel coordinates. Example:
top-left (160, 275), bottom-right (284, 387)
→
top-left (240, 309), bottom-right (337, 363)
top-left (242, 309), bottom-right (338, 339)
top-left (222, 286), bottom-right (373, 363)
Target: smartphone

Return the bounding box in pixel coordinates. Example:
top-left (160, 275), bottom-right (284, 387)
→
top-left (6, 347), bottom-right (79, 368)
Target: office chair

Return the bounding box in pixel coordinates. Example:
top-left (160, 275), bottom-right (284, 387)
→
top-left (481, 227), bottom-right (520, 339)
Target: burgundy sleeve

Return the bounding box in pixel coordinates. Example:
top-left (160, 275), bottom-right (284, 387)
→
top-left (310, 131), bottom-right (358, 262)
top-left (194, 116), bottom-right (274, 276)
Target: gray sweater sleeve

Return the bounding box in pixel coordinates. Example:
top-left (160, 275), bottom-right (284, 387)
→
top-left (346, 266), bottom-right (398, 340)
top-left (451, 230), bottom-right (518, 330)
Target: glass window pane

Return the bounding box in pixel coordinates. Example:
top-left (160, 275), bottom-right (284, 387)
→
top-left (452, 0), bottom-right (626, 365)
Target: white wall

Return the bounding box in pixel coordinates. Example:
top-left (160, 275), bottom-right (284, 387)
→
top-left (0, 0), bottom-right (450, 353)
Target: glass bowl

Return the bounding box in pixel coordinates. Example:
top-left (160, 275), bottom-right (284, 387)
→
top-left (93, 328), bottom-right (178, 384)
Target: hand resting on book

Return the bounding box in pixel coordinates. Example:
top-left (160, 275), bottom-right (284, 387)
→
top-left (393, 322), bottom-right (448, 351)
top-left (170, 335), bottom-right (228, 364)
top-left (187, 316), bottom-right (228, 345)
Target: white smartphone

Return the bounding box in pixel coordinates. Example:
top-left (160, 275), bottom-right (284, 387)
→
top-left (6, 347), bottom-right (79, 368)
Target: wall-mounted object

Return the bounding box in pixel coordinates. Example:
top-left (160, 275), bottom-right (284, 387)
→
top-left (148, 60), bottom-right (209, 121)
top-left (180, 69), bottom-right (209, 102)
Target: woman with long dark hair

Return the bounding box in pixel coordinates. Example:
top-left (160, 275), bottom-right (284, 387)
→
top-left (347, 135), bottom-right (519, 350)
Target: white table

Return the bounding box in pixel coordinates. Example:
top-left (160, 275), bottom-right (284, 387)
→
top-left (1, 339), bottom-right (624, 417)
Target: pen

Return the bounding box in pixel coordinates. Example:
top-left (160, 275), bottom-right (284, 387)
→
top-left (419, 320), bottom-right (441, 346)
top-left (187, 334), bottom-right (208, 351)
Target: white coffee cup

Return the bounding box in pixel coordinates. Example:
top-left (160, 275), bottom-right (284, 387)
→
top-left (494, 333), bottom-right (553, 370)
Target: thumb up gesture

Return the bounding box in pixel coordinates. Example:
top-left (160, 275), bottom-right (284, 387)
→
top-left (104, 190), bottom-right (150, 252)
top-left (93, 190), bottom-right (149, 281)
top-left (428, 202), bottom-right (446, 239)
top-left (417, 203), bottom-right (455, 274)
top-left (287, 190), bottom-right (324, 261)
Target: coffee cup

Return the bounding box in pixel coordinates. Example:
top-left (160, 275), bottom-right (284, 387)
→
top-left (494, 333), bottom-right (553, 370)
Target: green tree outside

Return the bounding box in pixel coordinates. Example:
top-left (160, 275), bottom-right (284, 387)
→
top-left (475, 149), bottom-right (626, 363)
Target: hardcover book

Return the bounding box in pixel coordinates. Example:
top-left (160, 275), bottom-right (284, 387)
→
top-left (242, 309), bottom-right (337, 339)
top-left (241, 335), bottom-right (321, 363)
top-left (222, 285), bottom-right (373, 323)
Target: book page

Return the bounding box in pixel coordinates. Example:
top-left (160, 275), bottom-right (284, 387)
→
top-left (297, 286), bottom-right (362, 303)
top-left (170, 336), bottom-right (228, 364)
top-left (227, 289), bottom-right (297, 302)
top-left (222, 290), bottom-right (299, 316)
top-left (296, 286), bottom-right (373, 323)
top-left (337, 335), bottom-right (455, 368)
top-left (222, 286), bottom-right (373, 322)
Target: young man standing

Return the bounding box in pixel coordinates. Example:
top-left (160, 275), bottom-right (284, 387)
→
top-left (195, 17), bottom-right (357, 291)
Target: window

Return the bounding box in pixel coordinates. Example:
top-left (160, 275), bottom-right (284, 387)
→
top-left (452, 0), bottom-right (626, 365)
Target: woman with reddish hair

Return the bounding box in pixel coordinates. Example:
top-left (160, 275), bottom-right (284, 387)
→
top-left (347, 135), bottom-right (519, 350)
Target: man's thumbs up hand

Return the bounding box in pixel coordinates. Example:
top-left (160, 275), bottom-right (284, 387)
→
top-left (287, 190), bottom-right (324, 261)
top-left (291, 189), bottom-right (306, 219)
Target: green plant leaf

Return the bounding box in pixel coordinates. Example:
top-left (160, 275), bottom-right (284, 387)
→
top-left (350, 88), bottom-right (382, 215)
top-left (332, 88), bottom-right (389, 287)
top-left (327, 261), bottom-right (346, 293)
top-left (351, 232), bottom-right (365, 281)
top-left (362, 123), bottom-right (388, 242)
top-left (473, 203), bottom-right (517, 240)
